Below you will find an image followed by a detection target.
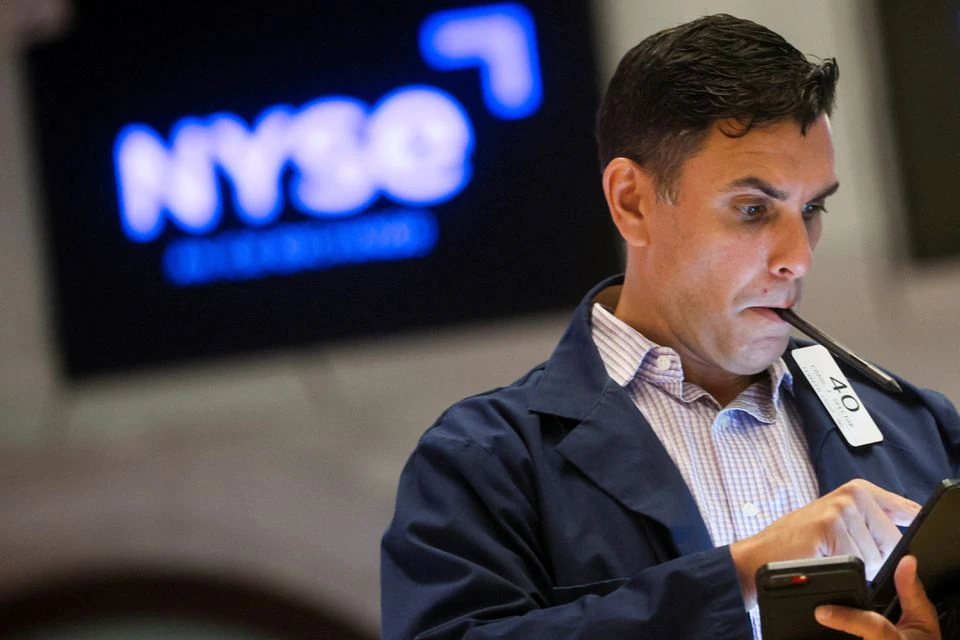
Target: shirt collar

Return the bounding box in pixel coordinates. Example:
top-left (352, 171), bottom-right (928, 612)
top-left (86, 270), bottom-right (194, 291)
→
top-left (590, 302), bottom-right (658, 386)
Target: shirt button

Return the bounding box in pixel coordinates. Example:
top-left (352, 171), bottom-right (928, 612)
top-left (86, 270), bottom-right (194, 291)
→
top-left (655, 355), bottom-right (671, 371)
top-left (742, 502), bottom-right (760, 518)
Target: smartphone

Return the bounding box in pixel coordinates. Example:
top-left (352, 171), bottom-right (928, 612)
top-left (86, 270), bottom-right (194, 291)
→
top-left (869, 478), bottom-right (960, 618)
top-left (757, 555), bottom-right (866, 640)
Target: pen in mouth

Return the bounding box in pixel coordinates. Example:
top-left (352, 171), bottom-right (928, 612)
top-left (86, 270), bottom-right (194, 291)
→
top-left (774, 308), bottom-right (902, 394)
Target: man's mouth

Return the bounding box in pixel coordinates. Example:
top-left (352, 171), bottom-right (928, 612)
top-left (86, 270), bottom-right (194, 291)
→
top-left (748, 303), bottom-right (796, 324)
top-left (750, 307), bottom-right (787, 323)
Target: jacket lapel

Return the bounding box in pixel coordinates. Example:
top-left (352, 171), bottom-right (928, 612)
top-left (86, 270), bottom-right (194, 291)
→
top-left (554, 385), bottom-right (714, 556)
top-left (529, 276), bottom-right (713, 557)
top-left (783, 341), bottom-right (904, 496)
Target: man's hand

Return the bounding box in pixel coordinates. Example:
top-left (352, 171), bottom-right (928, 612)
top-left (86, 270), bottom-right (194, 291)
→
top-left (815, 555), bottom-right (940, 640)
top-left (729, 479), bottom-right (920, 607)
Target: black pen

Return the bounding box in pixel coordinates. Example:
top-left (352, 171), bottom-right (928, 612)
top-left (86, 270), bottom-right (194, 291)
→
top-left (775, 308), bottom-right (903, 394)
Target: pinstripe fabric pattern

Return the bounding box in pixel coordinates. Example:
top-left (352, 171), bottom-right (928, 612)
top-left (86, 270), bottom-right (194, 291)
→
top-left (590, 303), bottom-right (819, 638)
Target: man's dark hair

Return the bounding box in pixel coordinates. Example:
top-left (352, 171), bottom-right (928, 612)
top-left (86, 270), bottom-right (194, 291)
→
top-left (595, 14), bottom-right (839, 202)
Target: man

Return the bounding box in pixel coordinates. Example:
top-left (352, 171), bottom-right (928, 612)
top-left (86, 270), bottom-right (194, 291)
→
top-left (381, 14), bottom-right (960, 639)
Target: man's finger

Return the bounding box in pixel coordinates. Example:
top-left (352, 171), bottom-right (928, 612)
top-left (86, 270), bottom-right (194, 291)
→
top-left (815, 604), bottom-right (892, 638)
top-left (894, 555), bottom-right (939, 626)
top-left (851, 486), bottom-right (907, 562)
top-left (827, 525), bottom-right (864, 562)
top-left (840, 504), bottom-right (884, 579)
top-left (895, 555), bottom-right (923, 601)
top-left (857, 483), bottom-right (921, 526)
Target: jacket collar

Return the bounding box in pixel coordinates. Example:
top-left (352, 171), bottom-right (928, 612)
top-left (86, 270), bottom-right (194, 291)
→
top-left (528, 275), bottom-right (627, 420)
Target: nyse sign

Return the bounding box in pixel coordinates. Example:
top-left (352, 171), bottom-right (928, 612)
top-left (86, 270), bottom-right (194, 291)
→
top-left (112, 3), bottom-right (542, 286)
top-left (116, 87), bottom-right (474, 240)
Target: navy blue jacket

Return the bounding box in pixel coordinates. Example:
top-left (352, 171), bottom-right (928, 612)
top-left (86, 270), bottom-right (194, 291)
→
top-left (381, 277), bottom-right (960, 639)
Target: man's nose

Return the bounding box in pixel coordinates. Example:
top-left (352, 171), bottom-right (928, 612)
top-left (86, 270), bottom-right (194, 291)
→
top-left (769, 215), bottom-right (813, 280)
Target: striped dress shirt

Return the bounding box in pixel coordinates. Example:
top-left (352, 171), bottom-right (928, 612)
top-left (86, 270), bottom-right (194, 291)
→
top-left (590, 302), bottom-right (820, 638)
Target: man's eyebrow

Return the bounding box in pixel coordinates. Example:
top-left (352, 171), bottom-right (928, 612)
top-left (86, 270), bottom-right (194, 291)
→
top-left (809, 181), bottom-right (840, 203)
top-left (723, 177), bottom-right (840, 203)
top-left (724, 177), bottom-right (789, 200)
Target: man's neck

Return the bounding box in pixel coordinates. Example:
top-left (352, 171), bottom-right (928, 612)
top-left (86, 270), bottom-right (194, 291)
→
top-left (678, 360), bottom-right (764, 407)
top-left (610, 279), bottom-right (765, 407)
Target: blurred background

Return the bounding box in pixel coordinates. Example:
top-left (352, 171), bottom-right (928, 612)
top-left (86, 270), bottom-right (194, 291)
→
top-left (0, 0), bottom-right (957, 637)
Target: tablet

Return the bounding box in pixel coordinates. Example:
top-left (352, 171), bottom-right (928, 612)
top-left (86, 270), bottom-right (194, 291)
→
top-left (869, 478), bottom-right (960, 617)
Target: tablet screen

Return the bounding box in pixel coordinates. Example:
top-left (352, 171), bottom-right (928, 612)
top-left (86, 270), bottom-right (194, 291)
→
top-left (869, 479), bottom-right (960, 614)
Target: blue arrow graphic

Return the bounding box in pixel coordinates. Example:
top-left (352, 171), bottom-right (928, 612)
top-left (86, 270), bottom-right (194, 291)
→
top-left (420, 3), bottom-right (543, 120)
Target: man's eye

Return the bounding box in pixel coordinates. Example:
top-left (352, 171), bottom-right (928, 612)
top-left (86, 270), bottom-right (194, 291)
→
top-left (802, 203), bottom-right (827, 218)
top-left (736, 203), bottom-right (767, 219)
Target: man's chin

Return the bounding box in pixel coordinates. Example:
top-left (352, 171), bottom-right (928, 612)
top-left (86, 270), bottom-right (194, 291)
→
top-left (733, 335), bottom-right (791, 373)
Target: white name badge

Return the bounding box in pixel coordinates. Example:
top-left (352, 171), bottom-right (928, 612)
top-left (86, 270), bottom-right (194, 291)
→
top-left (792, 345), bottom-right (884, 447)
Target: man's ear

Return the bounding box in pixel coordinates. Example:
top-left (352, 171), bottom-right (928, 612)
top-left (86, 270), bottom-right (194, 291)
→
top-left (601, 157), bottom-right (657, 248)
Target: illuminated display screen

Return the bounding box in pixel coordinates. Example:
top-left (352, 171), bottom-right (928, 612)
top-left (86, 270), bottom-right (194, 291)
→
top-left (26, 0), bottom-right (616, 376)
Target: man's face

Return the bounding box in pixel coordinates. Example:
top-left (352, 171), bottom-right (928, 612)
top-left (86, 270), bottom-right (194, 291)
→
top-left (637, 114), bottom-right (837, 376)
